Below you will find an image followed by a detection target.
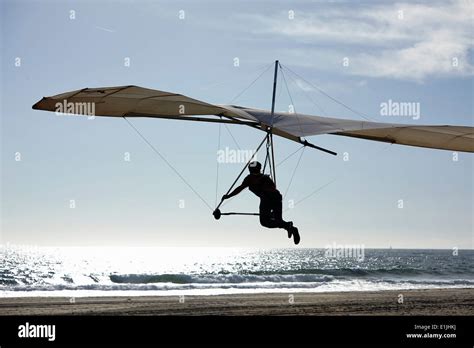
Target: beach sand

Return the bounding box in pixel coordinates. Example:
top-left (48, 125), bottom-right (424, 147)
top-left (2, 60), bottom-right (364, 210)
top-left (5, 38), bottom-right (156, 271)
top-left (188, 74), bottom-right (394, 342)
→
top-left (0, 288), bottom-right (472, 316)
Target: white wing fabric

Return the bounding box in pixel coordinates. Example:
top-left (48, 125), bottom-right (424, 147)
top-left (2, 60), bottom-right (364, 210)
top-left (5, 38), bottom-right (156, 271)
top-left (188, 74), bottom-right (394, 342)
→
top-left (33, 85), bottom-right (474, 153)
top-left (33, 85), bottom-right (230, 117)
top-left (221, 106), bottom-right (474, 153)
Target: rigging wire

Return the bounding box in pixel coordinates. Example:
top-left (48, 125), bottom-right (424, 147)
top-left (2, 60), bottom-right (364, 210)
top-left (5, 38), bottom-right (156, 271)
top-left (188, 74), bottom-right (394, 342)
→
top-left (123, 117), bottom-right (213, 211)
top-left (283, 68), bottom-right (327, 116)
top-left (277, 63), bottom-right (309, 201)
top-left (228, 62), bottom-right (274, 104)
top-left (276, 145), bottom-right (304, 167)
top-left (284, 142), bottom-right (394, 212)
top-left (222, 62), bottom-right (274, 160)
top-left (215, 122), bottom-right (222, 207)
top-left (285, 178), bottom-right (338, 212)
top-left (268, 61), bottom-right (279, 184)
top-left (279, 64), bottom-right (305, 140)
top-left (224, 124), bottom-right (241, 150)
top-left (197, 62), bottom-right (272, 93)
top-left (276, 66), bottom-right (284, 101)
top-left (281, 65), bottom-right (374, 122)
top-left (280, 67), bottom-right (343, 137)
top-left (266, 136), bottom-right (274, 180)
top-left (217, 134), bottom-right (269, 210)
top-left (263, 135), bottom-right (270, 174)
top-left (283, 147), bottom-right (305, 200)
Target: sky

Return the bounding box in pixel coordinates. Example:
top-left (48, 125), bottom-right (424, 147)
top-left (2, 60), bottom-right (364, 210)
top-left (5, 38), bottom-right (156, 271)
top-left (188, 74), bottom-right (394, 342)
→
top-left (1, 0), bottom-right (473, 248)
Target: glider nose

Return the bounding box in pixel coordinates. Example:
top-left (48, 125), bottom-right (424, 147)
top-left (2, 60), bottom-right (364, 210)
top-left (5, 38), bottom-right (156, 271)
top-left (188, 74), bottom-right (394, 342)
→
top-left (32, 97), bottom-right (52, 111)
top-left (32, 98), bottom-right (43, 110)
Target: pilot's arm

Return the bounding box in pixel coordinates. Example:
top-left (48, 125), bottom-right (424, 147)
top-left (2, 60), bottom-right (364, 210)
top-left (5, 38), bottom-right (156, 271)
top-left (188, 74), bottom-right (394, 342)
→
top-left (222, 177), bottom-right (249, 200)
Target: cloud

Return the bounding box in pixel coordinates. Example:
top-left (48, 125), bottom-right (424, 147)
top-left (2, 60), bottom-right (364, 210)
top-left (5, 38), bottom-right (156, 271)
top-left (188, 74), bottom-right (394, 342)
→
top-left (245, 0), bottom-right (473, 81)
top-left (294, 78), bottom-right (315, 92)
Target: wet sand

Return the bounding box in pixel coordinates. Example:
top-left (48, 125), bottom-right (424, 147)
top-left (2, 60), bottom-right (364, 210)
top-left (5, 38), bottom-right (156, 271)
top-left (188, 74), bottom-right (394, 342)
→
top-left (0, 288), bottom-right (472, 316)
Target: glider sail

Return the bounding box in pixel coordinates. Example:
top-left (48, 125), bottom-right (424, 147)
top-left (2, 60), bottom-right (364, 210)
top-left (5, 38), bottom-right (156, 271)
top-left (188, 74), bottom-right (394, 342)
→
top-left (33, 85), bottom-right (474, 153)
top-left (221, 106), bottom-right (474, 152)
top-left (33, 85), bottom-right (230, 118)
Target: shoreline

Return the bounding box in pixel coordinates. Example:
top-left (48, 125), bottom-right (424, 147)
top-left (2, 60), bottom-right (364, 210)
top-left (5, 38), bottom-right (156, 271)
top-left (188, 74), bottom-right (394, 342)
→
top-left (1, 288), bottom-right (472, 316)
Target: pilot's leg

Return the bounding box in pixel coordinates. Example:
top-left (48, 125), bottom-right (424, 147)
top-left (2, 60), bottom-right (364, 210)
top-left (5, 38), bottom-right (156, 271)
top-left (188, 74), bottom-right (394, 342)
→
top-left (259, 197), bottom-right (278, 228)
top-left (260, 193), bottom-right (290, 229)
top-left (273, 192), bottom-right (284, 223)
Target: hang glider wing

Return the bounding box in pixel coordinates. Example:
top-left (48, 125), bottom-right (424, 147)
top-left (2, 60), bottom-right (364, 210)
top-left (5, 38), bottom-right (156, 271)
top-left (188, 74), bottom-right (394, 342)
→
top-left (32, 85), bottom-right (256, 122)
top-left (33, 85), bottom-right (474, 153)
top-left (221, 106), bottom-right (474, 153)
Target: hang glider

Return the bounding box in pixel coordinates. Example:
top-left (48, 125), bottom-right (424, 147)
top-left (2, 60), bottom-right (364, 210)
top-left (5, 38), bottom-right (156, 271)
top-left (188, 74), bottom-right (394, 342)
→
top-left (32, 60), bottom-right (473, 224)
top-left (33, 85), bottom-right (474, 153)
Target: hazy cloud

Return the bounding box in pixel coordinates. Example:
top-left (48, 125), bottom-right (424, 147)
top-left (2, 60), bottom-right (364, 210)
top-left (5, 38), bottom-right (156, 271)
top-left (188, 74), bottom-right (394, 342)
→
top-left (246, 0), bottom-right (473, 81)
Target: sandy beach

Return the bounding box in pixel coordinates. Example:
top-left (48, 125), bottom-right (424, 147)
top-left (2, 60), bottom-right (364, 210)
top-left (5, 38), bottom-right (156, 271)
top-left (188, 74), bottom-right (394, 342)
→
top-left (1, 288), bottom-right (472, 316)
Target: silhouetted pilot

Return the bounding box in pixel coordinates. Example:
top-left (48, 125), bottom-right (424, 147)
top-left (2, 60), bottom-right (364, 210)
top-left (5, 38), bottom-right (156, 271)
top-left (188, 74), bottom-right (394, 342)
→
top-left (222, 161), bottom-right (300, 244)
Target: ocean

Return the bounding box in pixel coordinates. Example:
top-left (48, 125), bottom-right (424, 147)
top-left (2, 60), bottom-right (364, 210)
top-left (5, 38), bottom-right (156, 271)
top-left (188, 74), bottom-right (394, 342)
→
top-left (1, 246), bottom-right (473, 297)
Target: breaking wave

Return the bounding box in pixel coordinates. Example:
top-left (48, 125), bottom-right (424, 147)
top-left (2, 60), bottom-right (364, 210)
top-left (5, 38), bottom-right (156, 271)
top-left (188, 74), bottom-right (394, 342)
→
top-left (1, 247), bottom-right (473, 295)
